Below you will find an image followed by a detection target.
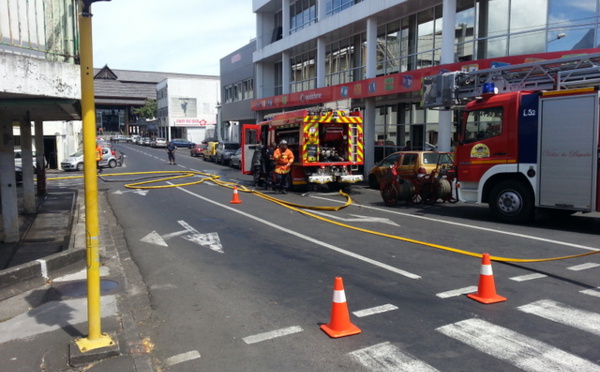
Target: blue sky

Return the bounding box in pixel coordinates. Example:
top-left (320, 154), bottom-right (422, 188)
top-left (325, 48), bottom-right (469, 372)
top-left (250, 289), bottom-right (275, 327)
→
top-left (91, 1), bottom-right (256, 76)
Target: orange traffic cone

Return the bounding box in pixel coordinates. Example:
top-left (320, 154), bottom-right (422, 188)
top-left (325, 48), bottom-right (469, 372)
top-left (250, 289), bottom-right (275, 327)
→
top-left (320, 277), bottom-right (361, 338)
top-left (230, 186), bottom-right (242, 204)
top-left (467, 253), bottom-right (507, 304)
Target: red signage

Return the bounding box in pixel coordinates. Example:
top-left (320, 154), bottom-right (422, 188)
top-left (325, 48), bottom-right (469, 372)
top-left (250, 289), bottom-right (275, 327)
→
top-left (252, 48), bottom-right (600, 111)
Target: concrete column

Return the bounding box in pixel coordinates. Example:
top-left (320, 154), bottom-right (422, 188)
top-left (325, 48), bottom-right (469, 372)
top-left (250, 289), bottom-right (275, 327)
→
top-left (317, 37), bottom-right (326, 88)
top-left (282, 0), bottom-right (290, 38)
top-left (363, 98), bottom-right (376, 178)
top-left (34, 120), bottom-right (46, 196)
top-left (438, 0), bottom-right (457, 152)
top-left (0, 119), bottom-right (19, 243)
top-left (19, 118), bottom-right (35, 213)
top-left (365, 17), bottom-right (377, 79)
top-left (282, 51), bottom-right (291, 94)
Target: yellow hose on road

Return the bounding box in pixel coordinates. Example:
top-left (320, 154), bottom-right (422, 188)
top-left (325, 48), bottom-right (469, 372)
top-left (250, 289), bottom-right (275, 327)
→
top-left (47, 170), bottom-right (600, 263)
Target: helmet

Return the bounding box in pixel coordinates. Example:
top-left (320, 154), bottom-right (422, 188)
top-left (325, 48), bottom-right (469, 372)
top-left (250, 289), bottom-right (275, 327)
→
top-left (279, 140), bottom-right (287, 145)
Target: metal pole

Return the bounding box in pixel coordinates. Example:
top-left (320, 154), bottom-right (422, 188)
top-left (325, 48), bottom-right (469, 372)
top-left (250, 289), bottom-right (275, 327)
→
top-left (75, 0), bottom-right (114, 352)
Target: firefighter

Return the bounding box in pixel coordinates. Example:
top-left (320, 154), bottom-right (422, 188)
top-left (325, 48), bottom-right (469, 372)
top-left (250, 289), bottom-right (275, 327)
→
top-left (273, 140), bottom-right (294, 194)
top-left (96, 142), bottom-right (103, 173)
top-left (251, 141), bottom-right (264, 187)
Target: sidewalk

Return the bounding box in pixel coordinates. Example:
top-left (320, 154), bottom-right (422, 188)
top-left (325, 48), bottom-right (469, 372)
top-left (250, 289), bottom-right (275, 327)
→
top-left (0, 173), bottom-right (155, 371)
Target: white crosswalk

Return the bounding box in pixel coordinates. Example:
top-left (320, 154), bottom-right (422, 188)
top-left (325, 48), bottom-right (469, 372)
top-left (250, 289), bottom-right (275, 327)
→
top-left (348, 298), bottom-right (600, 372)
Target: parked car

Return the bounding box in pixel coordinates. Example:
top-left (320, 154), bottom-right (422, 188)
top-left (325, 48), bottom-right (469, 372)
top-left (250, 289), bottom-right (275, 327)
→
top-left (229, 148), bottom-right (242, 168)
top-left (368, 151), bottom-right (454, 189)
top-left (110, 135), bottom-right (132, 143)
top-left (142, 137), bottom-right (152, 146)
top-left (152, 138), bottom-right (167, 148)
top-left (203, 141), bottom-right (219, 162)
top-left (14, 148), bottom-right (46, 171)
top-left (61, 146), bottom-right (118, 171)
top-left (171, 138), bottom-right (195, 149)
top-left (190, 143), bottom-right (207, 158)
top-left (215, 142), bottom-right (241, 165)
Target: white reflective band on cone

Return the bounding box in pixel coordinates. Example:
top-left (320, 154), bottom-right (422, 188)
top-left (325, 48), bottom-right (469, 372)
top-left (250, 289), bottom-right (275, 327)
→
top-left (332, 290), bottom-right (347, 303)
top-left (480, 265), bottom-right (493, 276)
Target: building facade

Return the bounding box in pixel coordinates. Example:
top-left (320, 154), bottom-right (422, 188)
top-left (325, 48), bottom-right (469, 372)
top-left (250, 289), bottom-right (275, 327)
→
top-left (251, 0), bottom-right (600, 173)
top-left (220, 41), bottom-right (257, 142)
top-left (0, 0), bottom-right (82, 242)
top-left (156, 76), bottom-right (220, 143)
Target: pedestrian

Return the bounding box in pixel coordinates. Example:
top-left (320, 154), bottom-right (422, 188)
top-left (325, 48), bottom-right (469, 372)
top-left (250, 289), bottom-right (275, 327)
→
top-left (273, 140), bottom-right (294, 194)
top-left (96, 142), bottom-right (103, 173)
top-left (251, 141), bottom-right (264, 187)
top-left (166, 141), bottom-right (176, 165)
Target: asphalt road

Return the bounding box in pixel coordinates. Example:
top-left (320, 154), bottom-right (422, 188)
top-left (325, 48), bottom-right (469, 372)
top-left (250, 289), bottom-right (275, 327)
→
top-left (101, 143), bottom-right (600, 371)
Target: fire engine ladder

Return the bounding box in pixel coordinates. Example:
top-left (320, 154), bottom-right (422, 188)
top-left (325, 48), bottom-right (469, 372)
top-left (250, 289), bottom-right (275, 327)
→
top-left (348, 123), bottom-right (360, 170)
top-left (422, 52), bottom-right (600, 109)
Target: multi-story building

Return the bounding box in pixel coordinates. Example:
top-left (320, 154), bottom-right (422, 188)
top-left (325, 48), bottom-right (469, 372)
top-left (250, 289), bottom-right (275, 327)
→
top-left (220, 41), bottom-right (257, 142)
top-left (0, 0), bottom-right (81, 242)
top-left (250, 0), bottom-right (600, 175)
top-left (156, 76), bottom-right (220, 143)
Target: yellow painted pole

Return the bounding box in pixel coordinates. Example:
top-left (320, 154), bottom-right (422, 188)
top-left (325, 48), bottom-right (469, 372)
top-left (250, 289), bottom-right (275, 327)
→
top-left (75, 0), bottom-right (114, 352)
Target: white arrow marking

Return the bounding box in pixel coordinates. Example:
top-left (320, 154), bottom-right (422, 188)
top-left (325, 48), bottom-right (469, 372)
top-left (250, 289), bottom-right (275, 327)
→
top-left (140, 231), bottom-right (168, 246)
top-left (112, 189), bottom-right (149, 196)
top-left (309, 211), bottom-right (399, 226)
top-left (182, 232), bottom-right (224, 254)
top-left (140, 220), bottom-right (223, 253)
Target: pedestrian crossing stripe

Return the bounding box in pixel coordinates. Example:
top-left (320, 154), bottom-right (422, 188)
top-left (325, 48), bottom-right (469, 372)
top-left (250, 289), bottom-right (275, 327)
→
top-left (436, 318), bottom-right (600, 372)
top-left (517, 299), bottom-right (600, 336)
top-left (349, 342), bottom-right (440, 372)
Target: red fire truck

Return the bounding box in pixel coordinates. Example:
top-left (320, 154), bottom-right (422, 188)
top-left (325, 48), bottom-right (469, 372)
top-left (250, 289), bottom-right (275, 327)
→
top-left (241, 108), bottom-right (364, 190)
top-left (422, 53), bottom-right (600, 222)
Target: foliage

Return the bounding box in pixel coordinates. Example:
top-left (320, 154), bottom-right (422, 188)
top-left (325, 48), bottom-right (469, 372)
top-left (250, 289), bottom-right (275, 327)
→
top-left (133, 99), bottom-right (157, 119)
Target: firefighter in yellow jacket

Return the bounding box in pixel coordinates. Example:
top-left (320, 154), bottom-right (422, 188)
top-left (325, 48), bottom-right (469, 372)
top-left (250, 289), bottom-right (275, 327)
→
top-left (273, 140), bottom-right (294, 194)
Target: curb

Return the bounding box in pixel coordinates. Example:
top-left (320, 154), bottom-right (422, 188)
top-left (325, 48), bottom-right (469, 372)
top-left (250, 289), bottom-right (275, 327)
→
top-left (0, 189), bottom-right (86, 299)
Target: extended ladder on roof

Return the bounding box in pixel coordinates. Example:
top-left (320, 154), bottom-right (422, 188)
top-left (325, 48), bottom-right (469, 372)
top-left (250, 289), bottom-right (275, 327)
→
top-left (422, 52), bottom-right (600, 109)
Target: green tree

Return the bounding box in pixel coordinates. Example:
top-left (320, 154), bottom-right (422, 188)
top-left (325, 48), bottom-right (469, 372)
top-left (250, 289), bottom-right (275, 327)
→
top-left (133, 98), bottom-right (157, 119)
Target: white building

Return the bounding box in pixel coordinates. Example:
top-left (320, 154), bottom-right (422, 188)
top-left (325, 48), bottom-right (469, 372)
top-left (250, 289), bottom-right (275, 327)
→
top-left (157, 77), bottom-right (220, 144)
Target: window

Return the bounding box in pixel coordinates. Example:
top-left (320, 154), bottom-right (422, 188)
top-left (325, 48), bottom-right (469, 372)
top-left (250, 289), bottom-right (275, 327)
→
top-left (463, 107), bottom-right (503, 144)
top-left (290, 0), bottom-right (317, 34)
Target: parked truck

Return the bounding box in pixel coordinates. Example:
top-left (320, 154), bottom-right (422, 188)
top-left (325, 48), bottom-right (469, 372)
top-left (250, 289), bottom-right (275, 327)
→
top-left (241, 108), bottom-right (364, 191)
top-left (421, 53), bottom-right (600, 222)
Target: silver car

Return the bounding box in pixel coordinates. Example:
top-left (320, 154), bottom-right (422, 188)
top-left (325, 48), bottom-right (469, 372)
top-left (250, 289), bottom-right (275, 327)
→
top-left (61, 146), bottom-right (117, 171)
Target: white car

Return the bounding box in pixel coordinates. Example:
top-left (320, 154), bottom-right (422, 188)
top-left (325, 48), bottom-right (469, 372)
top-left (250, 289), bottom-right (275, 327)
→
top-left (14, 148), bottom-right (46, 171)
top-left (152, 138), bottom-right (167, 148)
top-left (61, 146), bottom-right (117, 171)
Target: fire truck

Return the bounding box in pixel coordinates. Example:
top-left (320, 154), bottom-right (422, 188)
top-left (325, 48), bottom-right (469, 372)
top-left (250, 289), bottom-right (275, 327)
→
top-left (421, 53), bottom-right (600, 223)
top-left (241, 108), bottom-right (364, 190)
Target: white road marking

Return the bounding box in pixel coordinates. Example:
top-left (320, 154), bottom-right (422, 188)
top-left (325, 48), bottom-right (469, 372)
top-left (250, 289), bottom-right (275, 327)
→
top-left (437, 318), bottom-right (600, 372)
top-left (436, 286), bottom-right (478, 298)
top-left (165, 350), bottom-right (201, 367)
top-left (353, 304), bottom-right (398, 317)
top-left (567, 262), bottom-right (600, 271)
top-left (311, 195), bottom-right (600, 252)
top-left (140, 220), bottom-right (224, 253)
top-left (510, 273), bottom-right (547, 282)
top-left (140, 231), bottom-right (168, 246)
top-left (580, 288), bottom-right (600, 297)
top-left (242, 326), bottom-right (303, 344)
top-left (349, 342), bottom-right (440, 372)
top-left (177, 186), bottom-right (421, 279)
top-left (517, 299), bottom-right (600, 336)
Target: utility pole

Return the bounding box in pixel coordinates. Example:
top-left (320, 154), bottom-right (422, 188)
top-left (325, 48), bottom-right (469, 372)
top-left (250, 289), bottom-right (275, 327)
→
top-left (74, 0), bottom-right (115, 354)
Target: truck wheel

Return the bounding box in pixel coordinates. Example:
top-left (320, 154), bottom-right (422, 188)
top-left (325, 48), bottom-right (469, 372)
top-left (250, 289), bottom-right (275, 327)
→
top-left (380, 183), bottom-right (399, 207)
top-left (489, 181), bottom-right (534, 223)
